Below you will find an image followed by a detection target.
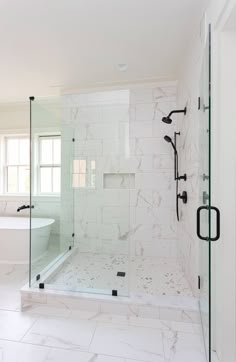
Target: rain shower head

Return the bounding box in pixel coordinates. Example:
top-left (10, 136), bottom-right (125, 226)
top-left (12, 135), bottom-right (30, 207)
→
top-left (162, 117), bottom-right (172, 124)
top-left (162, 107), bottom-right (187, 124)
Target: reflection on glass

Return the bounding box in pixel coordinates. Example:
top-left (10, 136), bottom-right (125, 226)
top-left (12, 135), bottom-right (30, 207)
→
top-left (40, 139), bottom-right (53, 165)
top-left (39, 136), bottom-right (61, 194)
top-left (53, 139), bottom-right (61, 164)
top-left (72, 158), bottom-right (96, 188)
top-left (53, 168), bottom-right (61, 192)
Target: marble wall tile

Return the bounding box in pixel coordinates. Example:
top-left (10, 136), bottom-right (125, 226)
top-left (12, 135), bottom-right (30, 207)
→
top-left (130, 121), bottom-right (153, 138)
top-left (62, 86), bottom-right (177, 263)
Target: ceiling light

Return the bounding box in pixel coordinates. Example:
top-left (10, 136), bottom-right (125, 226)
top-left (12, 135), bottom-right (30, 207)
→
top-left (118, 63), bottom-right (128, 72)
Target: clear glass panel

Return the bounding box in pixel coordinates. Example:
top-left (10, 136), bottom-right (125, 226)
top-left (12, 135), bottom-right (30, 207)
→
top-left (7, 166), bottom-right (18, 193)
top-left (40, 167), bottom-right (52, 193)
top-left (19, 139), bottom-right (30, 165)
top-left (199, 25), bottom-right (211, 361)
top-left (52, 167), bottom-right (60, 193)
top-left (30, 91), bottom-right (130, 297)
top-left (30, 97), bottom-right (74, 286)
top-left (7, 139), bottom-right (18, 164)
top-left (53, 139), bottom-right (61, 164)
top-left (40, 139), bottom-right (53, 165)
top-left (19, 166), bottom-right (30, 193)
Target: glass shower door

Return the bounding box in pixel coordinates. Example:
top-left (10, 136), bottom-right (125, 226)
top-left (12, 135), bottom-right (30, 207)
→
top-left (198, 25), bottom-right (212, 361)
top-left (29, 96), bottom-right (74, 287)
top-left (29, 91), bottom-right (131, 298)
top-left (198, 25), bottom-right (220, 362)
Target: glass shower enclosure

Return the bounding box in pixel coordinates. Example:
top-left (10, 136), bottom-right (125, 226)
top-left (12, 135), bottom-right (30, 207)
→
top-left (198, 25), bottom-right (220, 362)
top-left (29, 91), bottom-right (131, 297)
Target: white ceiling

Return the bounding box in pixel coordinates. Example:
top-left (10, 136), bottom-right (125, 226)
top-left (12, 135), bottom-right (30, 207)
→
top-left (0, 0), bottom-right (208, 101)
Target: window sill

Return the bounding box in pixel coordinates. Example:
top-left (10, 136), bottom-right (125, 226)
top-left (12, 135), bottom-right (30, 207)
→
top-left (0, 194), bottom-right (60, 202)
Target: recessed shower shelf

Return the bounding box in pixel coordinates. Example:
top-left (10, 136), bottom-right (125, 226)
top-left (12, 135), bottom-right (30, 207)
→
top-left (103, 173), bottom-right (135, 189)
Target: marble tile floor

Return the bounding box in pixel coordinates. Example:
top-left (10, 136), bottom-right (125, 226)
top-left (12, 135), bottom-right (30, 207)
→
top-left (47, 253), bottom-right (193, 298)
top-left (0, 264), bottom-right (206, 362)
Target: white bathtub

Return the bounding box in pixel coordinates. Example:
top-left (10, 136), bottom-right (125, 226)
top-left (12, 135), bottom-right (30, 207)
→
top-left (0, 217), bottom-right (55, 264)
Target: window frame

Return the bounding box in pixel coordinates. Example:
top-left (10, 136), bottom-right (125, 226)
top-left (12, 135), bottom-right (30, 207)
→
top-left (4, 135), bottom-right (30, 195)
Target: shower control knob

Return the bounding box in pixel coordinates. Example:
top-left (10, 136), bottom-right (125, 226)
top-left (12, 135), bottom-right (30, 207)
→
top-left (202, 174), bottom-right (209, 181)
top-left (203, 191), bottom-right (209, 205)
top-left (178, 191), bottom-right (188, 204)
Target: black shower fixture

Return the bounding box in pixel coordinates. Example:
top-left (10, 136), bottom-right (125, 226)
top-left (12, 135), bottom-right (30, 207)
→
top-left (178, 191), bottom-right (188, 204)
top-left (164, 135), bottom-right (177, 154)
top-left (162, 107), bottom-right (187, 124)
top-left (164, 132), bottom-right (188, 222)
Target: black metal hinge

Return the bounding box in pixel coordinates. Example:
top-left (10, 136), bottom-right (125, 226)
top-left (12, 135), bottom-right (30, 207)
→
top-left (36, 274), bottom-right (40, 281)
top-left (198, 97), bottom-right (201, 110)
top-left (39, 283), bottom-right (45, 289)
top-left (112, 290), bottom-right (118, 296)
top-left (198, 276), bottom-right (201, 290)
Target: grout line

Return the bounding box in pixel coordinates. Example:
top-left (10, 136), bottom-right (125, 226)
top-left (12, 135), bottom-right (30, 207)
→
top-left (88, 323), bottom-right (98, 352)
top-left (19, 317), bottom-right (39, 342)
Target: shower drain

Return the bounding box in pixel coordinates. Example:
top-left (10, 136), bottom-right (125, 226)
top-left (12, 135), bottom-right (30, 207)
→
top-left (117, 272), bottom-right (126, 277)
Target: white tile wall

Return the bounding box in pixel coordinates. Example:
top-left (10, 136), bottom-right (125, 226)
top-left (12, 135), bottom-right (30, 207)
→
top-left (177, 26), bottom-right (205, 295)
top-left (62, 85), bottom-right (178, 259)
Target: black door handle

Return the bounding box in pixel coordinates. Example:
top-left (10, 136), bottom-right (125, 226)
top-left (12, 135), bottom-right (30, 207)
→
top-left (210, 206), bottom-right (220, 241)
top-left (197, 205), bottom-right (220, 241)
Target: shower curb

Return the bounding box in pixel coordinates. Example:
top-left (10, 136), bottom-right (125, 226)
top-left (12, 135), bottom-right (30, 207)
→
top-left (20, 285), bottom-right (200, 324)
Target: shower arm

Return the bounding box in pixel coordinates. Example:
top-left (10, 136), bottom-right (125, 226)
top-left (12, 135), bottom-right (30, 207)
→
top-left (168, 108), bottom-right (187, 119)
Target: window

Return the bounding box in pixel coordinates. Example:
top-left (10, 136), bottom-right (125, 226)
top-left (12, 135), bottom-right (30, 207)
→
top-left (73, 159), bottom-right (96, 188)
top-left (5, 137), bottom-right (30, 193)
top-left (39, 136), bottom-right (61, 194)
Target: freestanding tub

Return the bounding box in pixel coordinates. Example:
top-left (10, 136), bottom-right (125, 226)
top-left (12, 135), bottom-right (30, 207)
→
top-left (0, 217), bottom-right (55, 264)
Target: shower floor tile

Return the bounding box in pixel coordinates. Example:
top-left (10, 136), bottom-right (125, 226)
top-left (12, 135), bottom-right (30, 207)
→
top-left (47, 253), bottom-right (193, 297)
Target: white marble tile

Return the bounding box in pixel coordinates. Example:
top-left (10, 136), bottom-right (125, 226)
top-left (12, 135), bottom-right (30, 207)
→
top-left (163, 331), bottom-right (206, 362)
top-left (0, 339), bottom-right (119, 362)
top-left (47, 349), bottom-right (123, 362)
top-left (159, 308), bottom-right (200, 324)
top-left (0, 288), bottom-right (21, 311)
top-left (0, 310), bottom-right (36, 341)
top-left (129, 317), bottom-right (201, 335)
top-left (90, 323), bottom-right (165, 361)
top-left (0, 265), bottom-right (28, 289)
top-left (22, 316), bottom-right (96, 350)
top-left (93, 356), bottom-right (124, 362)
top-left (0, 340), bottom-right (51, 362)
top-left (130, 121), bottom-right (153, 138)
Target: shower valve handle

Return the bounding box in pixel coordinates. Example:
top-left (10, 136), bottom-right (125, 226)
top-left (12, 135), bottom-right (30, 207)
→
top-left (177, 174), bottom-right (187, 181)
top-left (178, 191), bottom-right (188, 204)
